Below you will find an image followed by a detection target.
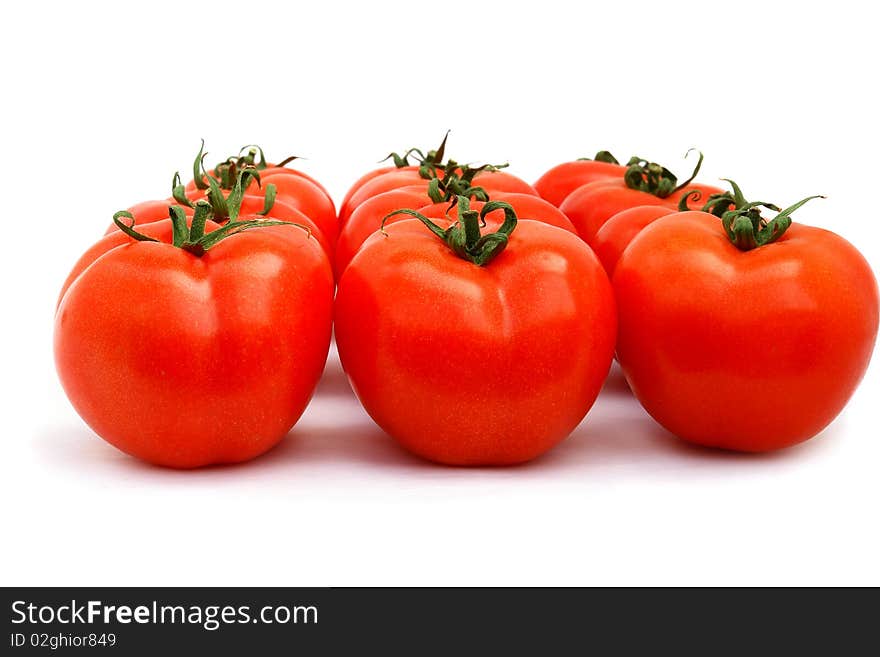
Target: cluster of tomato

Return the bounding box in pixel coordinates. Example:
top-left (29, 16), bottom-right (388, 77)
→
top-left (54, 138), bottom-right (879, 468)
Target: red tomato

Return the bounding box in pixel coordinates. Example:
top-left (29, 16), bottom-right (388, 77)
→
top-left (559, 179), bottom-right (724, 245)
top-left (592, 205), bottom-right (676, 276)
top-left (614, 204), bottom-right (879, 452)
top-left (334, 186), bottom-right (434, 277)
top-left (534, 157), bottom-right (626, 206)
top-left (335, 199), bottom-right (616, 465)
top-left (55, 207), bottom-right (334, 468)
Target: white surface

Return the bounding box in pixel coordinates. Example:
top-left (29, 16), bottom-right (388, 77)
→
top-left (2, 0), bottom-right (878, 586)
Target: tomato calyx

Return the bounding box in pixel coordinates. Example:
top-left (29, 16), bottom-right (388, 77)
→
top-left (112, 201), bottom-right (304, 257)
top-left (624, 149), bottom-right (704, 198)
top-left (381, 130), bottom-right (450, 175)
top-left (384, 195), bottom-right (517, 266)
top-left (114, 166), bottom-right (305, 256)
top-left (692, 179), bottom-right (825, 250)
top-left (174, 159), bottom-right (277, 223)
top-left (423, 161), bottom-right (508, 204)
top-left (576, 150), bottom-right (621, 164)
top-left (191, 141), bottom-right (300, 191)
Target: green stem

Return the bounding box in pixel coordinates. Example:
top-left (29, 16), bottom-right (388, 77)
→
top-left (111, 201), bottom-right (309, 257)
top-left (719, 191), bottom-right (824, 251)
top-left (576, 150), bottom-right (621, 164)
top-left (382, 195), bottom-right (517, 266)
top-left (624, 149), bottom-right (705, 198)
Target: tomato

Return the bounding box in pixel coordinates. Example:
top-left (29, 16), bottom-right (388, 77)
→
top-left (533, 152), bottom-right (626, 206)
top-left (560, 177), bottom-right (723, 245)
top-left (55, 203), bottom-right (334, 468)
top-left (335, 197), bottom-right (616, 465)
top-left (334, 186), bottom-right (435, 277)
top-left (558, 152), bottom-right (721, 244)
top-left (613, 195), bottom-right (879, 452)
top-left (592, 205), bottom-right (676, 276)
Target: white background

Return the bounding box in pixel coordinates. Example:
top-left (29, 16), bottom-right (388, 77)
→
top-left (2, 1), bottom-right (878, 586)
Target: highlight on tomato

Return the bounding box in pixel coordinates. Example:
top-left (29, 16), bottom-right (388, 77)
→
top-left (182, 141), bottom-right (338, 245)
top-left (533, 150), bottom-right (626, 206)
top-left (559, 150), bottom-right (723, 245)
top-left (334, 195), bottom-right (617, 466)
top-left (55, 199), bottom-right (334, 468)
top-left (613, 180), bottom-right (879, 452)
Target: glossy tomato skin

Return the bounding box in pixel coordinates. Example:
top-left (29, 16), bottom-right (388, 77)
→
top-left (334, 186), bottom-right (433, 277)
top-left (533, 160), bottom-right (626, 206)
top-left (335, 219), bottom-right (617, 465)
top-left (559, 180), bottom-right (723, 245)
top-left (55, 223), bottom-right (334, 468)
top-left (614, 211), bottom-right (879, 451)
top-left (593, 205), bottom-right (676, 276)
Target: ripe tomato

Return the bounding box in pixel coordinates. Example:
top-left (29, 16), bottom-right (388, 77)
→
top-left (613, 197), bottom-right (879, 451)
top-left (560, 178), bottom-right (724, 244)
top-left (558, 152), bottom-right (721, 244)
top-left (335, 197), bottom-right (616, 465)
top-left (533, 152), bottom-right (626, 206)
top-left (592, 205), bottom-right (676, 276)
top-left (55, 204), bottom-right (334, 468)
